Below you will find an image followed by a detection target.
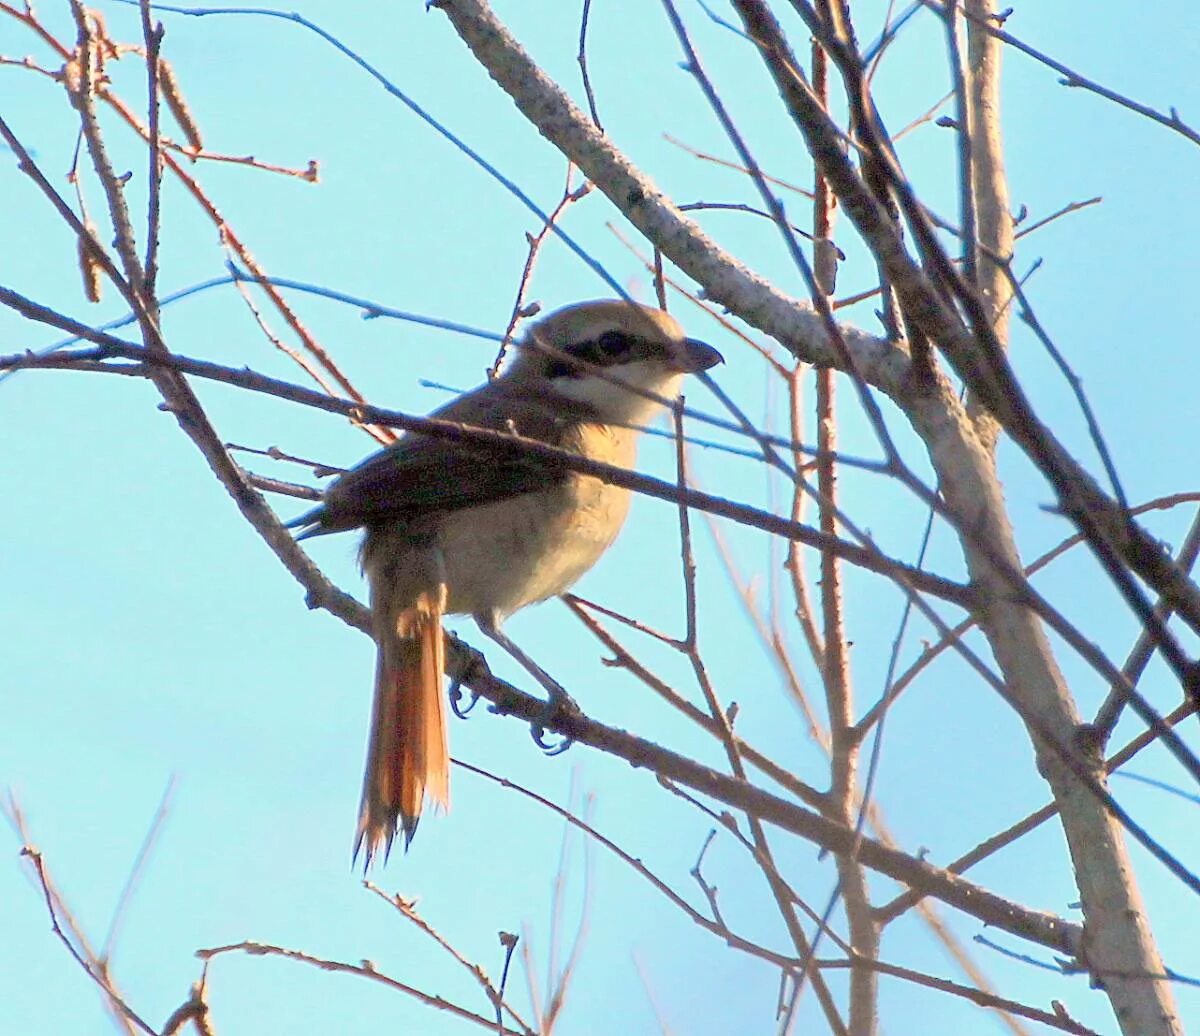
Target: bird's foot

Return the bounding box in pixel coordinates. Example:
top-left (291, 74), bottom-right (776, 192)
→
top-left (530, 682), bottom-right (581, 756)
top-left (448, 676), bottom-right (481, 718)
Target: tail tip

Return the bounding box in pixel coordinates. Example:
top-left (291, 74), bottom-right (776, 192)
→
top-left (352, 812), bottom-right (420, 872)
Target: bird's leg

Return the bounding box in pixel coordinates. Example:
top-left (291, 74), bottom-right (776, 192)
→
top-left (475, 614), bottom-right (579, 753)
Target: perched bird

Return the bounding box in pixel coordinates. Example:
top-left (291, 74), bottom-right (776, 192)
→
top-left (291, 300), bottom-right (723, 865)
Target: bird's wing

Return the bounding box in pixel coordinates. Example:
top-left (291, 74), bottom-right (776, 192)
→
top-left (291, 383), bottom-right (589, 537)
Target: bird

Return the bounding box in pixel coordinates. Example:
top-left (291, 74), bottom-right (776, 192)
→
top-left (290, 299), bottom-right (723, 866)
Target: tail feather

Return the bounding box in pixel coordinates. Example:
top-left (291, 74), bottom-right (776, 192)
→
top-left (355, 587), bottom-right (450, 868)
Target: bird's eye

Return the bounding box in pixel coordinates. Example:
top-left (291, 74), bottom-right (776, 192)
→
top-left (596, 330), bottom-right (632, 357)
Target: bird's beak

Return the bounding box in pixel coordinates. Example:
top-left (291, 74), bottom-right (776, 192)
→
top-left (674, 338), bottom-right (724, 373)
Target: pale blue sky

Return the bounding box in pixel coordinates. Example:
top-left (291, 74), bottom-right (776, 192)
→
top-left (3, 2), bottom-right (1199, 1033)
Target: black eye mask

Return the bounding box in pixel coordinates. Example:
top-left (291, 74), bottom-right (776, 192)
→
top-left (545, 331), bottom-right (661, 379)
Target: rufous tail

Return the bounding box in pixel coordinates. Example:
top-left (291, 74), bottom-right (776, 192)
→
top-left (355, 587), bottom-right (450, 868)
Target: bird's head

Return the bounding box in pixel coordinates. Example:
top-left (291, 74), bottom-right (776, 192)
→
top-left (502, 300), bottom-right (723, 428)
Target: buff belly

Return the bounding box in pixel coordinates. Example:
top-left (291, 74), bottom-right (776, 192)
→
top-left (436, 473), bottom-right (631, 620)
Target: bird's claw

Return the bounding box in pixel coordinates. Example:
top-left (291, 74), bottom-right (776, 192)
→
top-left (532, 726), bottom-right (573, 755)
top-left (529, 685), bottom-right (581, 755)
top-left (448, 677), bottom-right (481, 718)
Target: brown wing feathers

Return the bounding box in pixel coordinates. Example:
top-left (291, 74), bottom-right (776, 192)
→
top-left (287, 384), bottom-right (585, 538)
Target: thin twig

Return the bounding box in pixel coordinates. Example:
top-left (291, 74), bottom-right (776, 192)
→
top-left (577, 0), bottom-right (602, 129)
top-left (197, 940), bottom-right (527, 1035)
top-left (102, 777), bottom-right (176, 961)
top-left (363, 882), bottom-right (534, 1034)
top-left (6, 801), bottom-right (154, 1036)
top-left (936, 0), bottom-right (1200, 148)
